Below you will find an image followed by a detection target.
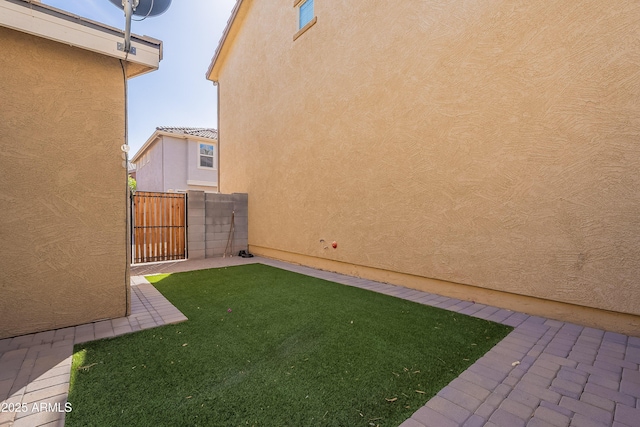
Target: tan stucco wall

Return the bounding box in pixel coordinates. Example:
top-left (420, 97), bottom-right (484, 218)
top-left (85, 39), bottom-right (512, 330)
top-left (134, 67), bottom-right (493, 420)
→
top-left (214, 1), bottom-right (640, 331)
top-left (0, 27), bottom-right (129, 339)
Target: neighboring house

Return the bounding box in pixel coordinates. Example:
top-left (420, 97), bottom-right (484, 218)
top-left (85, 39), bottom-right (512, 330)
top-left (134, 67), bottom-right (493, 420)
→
top-left (206, 1), bottom-right (640, 334)
top-left (131, 127), bottom-right (219, 193)
top-left (0, 0), bottom-right (162, 339)
top-left (128, 163), bottom-right (137, 181)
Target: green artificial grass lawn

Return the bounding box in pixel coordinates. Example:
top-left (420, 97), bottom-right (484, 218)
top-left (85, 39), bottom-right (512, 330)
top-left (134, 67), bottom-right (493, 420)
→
top-left (67, 264), bottom-right (512, 426)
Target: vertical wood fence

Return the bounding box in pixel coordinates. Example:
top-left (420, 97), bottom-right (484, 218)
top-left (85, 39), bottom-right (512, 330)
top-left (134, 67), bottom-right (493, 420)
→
top-left (131, 191), bottom-right (187, 264)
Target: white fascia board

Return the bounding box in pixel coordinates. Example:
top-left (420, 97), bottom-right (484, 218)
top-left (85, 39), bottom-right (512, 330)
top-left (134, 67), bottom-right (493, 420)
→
top-left (131, 132), bottom-right (161, 163)
top-left (186, 135), bottom-right (218, 144)
top-left (0, 1), bottom-right (161, 70)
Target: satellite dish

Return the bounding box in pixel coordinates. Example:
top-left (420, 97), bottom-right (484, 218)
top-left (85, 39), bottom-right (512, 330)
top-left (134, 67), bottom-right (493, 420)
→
top-left (107, 0), bottom-right (172, 17)
top-left (108, 0), bottom-right (172, 53)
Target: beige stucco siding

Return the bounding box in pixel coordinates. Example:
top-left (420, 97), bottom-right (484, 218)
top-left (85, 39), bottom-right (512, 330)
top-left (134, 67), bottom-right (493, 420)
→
top-left (0, 27), bottom-right (129, 338)
top-left (215, 2), bottom-right (640, 322)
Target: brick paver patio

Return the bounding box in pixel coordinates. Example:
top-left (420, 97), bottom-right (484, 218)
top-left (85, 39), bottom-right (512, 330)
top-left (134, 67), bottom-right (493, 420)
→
top-left (1, 256), bottom-right (638, 426)
top-left (0, 278), bottom-right (187, 427)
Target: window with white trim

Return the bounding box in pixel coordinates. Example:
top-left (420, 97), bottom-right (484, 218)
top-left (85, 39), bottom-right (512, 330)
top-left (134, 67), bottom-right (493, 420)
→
top-left (199, 143), bottom-right (215, 169)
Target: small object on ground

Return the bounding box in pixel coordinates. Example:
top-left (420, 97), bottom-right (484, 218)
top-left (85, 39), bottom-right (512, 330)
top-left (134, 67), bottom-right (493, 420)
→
top-left (511, 361), bottom-right (520, 366)
top-left (238, 250), bottom-right (254, 258)
top-left (78, 363), bottom-right (97, 372)
top-left (227, 308), bottom-right (232, 312)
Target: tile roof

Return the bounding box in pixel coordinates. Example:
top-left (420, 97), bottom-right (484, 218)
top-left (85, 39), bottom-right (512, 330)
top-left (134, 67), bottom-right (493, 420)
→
top-left (156, 126), bottom-right (218, 140)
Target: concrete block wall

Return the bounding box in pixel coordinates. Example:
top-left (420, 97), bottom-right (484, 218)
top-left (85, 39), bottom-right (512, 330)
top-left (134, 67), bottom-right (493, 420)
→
top-left (187, 191), bottom-right (205, 260)
top-left (187, 191), bottom-right (248, 259)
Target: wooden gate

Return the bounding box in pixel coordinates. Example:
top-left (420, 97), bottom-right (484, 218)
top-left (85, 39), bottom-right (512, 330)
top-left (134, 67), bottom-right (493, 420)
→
top-left (131, 191), bottom-right (187, 263)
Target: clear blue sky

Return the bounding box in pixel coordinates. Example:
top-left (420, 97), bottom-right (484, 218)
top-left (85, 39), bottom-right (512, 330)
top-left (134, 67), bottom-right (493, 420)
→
top-left (42, 0), bottom-right (237, 156)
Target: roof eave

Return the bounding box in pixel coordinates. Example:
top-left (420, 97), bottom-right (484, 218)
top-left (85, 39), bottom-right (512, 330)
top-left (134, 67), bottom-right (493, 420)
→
top-left (0, 0), bottom-right (163, 78)
top-left (131, 131), bottom-right (162, 163)
top-left (206, 0), bottom-right (250, 82)
top-left (131, 130), bottom-right (218, 163)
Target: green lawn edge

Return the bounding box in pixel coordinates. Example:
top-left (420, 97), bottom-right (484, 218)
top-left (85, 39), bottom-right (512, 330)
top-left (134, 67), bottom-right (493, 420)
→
top-left (67, 264), bottom-right (512, 426)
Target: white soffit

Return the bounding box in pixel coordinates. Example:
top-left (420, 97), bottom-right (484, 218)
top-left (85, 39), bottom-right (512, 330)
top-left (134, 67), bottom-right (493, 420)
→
top-left (0, 0), bottom-right (161, 70)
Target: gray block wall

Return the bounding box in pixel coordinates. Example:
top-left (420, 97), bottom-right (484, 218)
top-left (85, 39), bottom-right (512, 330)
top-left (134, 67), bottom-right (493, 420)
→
top-left (187, 191), bottom-right (205, 260)
top-left (187, 191), bottom-right (248, 259)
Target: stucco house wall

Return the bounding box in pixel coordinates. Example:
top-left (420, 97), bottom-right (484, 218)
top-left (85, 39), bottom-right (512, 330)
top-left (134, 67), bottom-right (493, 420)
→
top-left (208, 1), bottom-right (640, 334)
top-left (135, 139), bottom-right (165, 192)
top-left (187, 140), bottom-right (217, 184)
top-left (0, 26), bottom-right (129, 338)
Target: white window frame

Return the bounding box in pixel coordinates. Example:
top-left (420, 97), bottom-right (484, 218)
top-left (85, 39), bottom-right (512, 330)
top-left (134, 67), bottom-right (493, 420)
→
top-left (198, 143), bottom-right (216, 170)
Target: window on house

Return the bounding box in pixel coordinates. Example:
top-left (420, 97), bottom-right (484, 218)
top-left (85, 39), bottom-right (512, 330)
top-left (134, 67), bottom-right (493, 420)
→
top-left (294, 0), bottom-right (316, 40)
top-left (299, 0), bottom-right (314, 29)
top-left (199, 143), bottom-right (215, 169)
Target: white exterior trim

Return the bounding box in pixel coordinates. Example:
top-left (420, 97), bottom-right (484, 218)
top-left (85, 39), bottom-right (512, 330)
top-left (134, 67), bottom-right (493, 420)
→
top-left (197, 141), bottom-right (216, 171)
top-left (0, 0), bottom-right (161, 71)
top-left (187, 180), bottom-right (218, 187)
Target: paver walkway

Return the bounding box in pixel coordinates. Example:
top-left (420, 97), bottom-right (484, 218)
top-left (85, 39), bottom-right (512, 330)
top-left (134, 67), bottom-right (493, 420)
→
top-left (1, 256), bottom-right (639, 426)
top-left (0, 278), bottom-right (187, 427)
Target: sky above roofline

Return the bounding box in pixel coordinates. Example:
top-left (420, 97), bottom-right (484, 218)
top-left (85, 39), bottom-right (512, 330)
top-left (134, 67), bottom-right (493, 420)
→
top-left (40, 0), bottom-right (236, 155)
